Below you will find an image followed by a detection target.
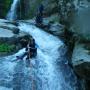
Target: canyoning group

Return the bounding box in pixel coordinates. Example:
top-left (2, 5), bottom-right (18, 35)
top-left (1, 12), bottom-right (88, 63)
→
top-left (16, 37), bottom-right (37, 60)
top-left (16, 4), bottom-right (45, 60)
top-left (0, 0), bottom-right (80, 90)
top-left (17, 4), bottom-right (47, 60)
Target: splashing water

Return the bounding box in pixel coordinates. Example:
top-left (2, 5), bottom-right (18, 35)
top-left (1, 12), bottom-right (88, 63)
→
top-left (0, 23), bottom-right (78, 90)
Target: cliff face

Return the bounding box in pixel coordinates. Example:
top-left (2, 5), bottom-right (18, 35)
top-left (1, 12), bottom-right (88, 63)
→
top-left (19, 0), bottom-right (74, 22)
top-left (0, 0), bottom-right (12, 18)
top-left (67, 0), bottom-right (90, 90)
top-left (19, 0), bottom-right (61, 19)
top-left (18, 0), bottom-right (42, 19)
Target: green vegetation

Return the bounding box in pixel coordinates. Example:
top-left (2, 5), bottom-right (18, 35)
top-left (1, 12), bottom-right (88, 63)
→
top-left (18, 0), bottom-right (42, 19)
top-left (28, 0), bottom-right (42, 18)
top-left (85, 44), bottom-right (90, 49)
top-left (0, 43), bottom-right (16, 53)
top-left (0, 0), bottom-right (12, 18)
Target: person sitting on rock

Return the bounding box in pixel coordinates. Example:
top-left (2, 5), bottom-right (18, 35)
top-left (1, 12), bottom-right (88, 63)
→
top-left (24, 41), bottom-right (31, 60)
top-left (16, 40), bottom-right (31, 60)
top-left (30, 38), bottom-right (37, 58)
top-left (26, 38), bottom-right (37, 59)
top-left (16, 38), bottom-right (37, 60)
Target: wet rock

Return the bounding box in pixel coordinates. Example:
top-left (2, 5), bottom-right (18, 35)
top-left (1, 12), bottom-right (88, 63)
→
top-left (12, 28), bottom-right (19, 34)
top-left (49, 22), bottom-right (64, 36)
top-left (0, 19), bottom-right (31, 56)
top-left (43, 14), bottom-right (65, 37)
top-left (44, 14), bottom-right (60, 23)
top-left (71, 42), bottom-right (90, 90)
top-left (44, 22), bottom-right (65, 38)
top-left (0, 19), bottom-right (20, 34)
top-left (23, 15), bottom-right (65, 38)
top-left (35, 14), bottom-right (65, 37)
top-left (0, 28), bottom-right (14, 38)
top-left (72, 43), bottom-right (90, 79)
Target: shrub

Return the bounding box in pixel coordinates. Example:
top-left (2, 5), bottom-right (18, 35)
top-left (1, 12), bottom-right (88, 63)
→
top-left (0, 43), bottom-right (16, 53)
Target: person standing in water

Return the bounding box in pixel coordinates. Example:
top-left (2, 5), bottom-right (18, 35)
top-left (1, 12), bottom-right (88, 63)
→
top-left (38, 4), bottom-right (44, 16)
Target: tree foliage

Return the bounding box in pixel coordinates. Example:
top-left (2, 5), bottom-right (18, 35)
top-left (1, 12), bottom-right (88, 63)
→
top-left (0, 0), bottom-right (12, 18)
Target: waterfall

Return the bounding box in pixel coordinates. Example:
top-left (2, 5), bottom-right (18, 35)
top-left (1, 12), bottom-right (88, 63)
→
top-left (0, 23), bottom-right (79, 90)
top-left (6, 0), bottom-right (19, 21)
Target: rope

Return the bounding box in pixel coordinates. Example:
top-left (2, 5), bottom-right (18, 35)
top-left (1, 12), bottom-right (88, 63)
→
top-left (29, 54), bottom-right (36, 90)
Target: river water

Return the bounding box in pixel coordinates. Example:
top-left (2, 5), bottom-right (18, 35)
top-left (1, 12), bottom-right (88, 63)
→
top-left (0, 23), bottom-right (78, 90)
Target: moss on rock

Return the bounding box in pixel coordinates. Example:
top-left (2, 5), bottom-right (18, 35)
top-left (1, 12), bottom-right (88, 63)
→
top-left (0, 43), bottom-right (16, 53)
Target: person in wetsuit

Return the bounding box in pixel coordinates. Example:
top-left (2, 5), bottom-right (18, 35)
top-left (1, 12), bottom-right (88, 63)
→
top-left (26, 38), bottom-right (37, 59)
top-left (38, 4), bottom-right (44, 16)
top-left (35, 4), bottom-right (44, 25)
top-left (16, 38), bottom-right (37, 60)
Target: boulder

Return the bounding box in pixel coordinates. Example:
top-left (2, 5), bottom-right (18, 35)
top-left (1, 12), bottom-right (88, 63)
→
top-left (72, 42), bottom-right (90, 79)
top-left (64, 2), bottom-right (90, 89)
top-left (71, 41), bottom-right (90, 90)
top-left (68, 5), bottom-right (90, 81)
top-left (49, 22), bottom-right (64, 36)
top-left (0, 19), bottom-right (20, 34)
top-left (12, 28), bottom-right (19, 34)
top-left (0, 28), bottom-right (14, 38)
top-left (42, 21), bottom-right (65, 37)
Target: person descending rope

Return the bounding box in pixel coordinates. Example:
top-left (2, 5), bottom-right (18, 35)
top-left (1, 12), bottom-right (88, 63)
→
top-left (16, 38), bottom-right (37, 60)
top-left (24, 38), bottom-right (37, 60)
top-left (28, 38), bottom-right (37, 58)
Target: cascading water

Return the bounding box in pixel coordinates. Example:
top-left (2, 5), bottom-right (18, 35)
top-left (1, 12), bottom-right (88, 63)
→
top-left (0, 22), bottom-right (79, 90)
top-left (6, 0), bottom-right (19, 21)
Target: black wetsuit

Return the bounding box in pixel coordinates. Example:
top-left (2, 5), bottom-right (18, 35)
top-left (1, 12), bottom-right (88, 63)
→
top-left (26, 40), bottom-right (37, 59)
top-left (30, 41), bottom-right (37, 58)
top-left (39, 4), bottom-right (44, 16)
top-left (36, 4), bottom-right (44, 25)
